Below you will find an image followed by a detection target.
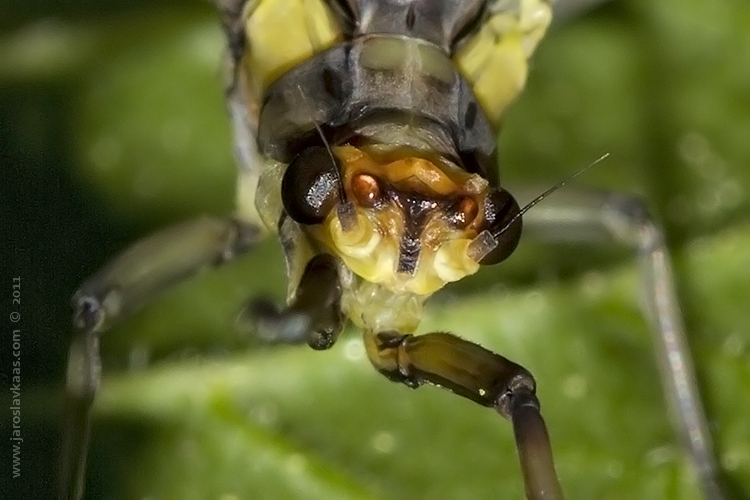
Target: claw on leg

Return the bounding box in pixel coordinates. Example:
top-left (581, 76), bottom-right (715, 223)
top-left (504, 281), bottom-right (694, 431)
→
top-left (239, 253), bottom-right (345, 350)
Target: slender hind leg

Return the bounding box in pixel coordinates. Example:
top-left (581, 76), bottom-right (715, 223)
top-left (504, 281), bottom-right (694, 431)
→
top-left (365, 330), bottom-right (564, 500)
top-left (61, 4), bottom-right (272, 496)
top-left (60, 216), bottom-right (261, 500)
top-left (519, 187), bottom-right (725, 500)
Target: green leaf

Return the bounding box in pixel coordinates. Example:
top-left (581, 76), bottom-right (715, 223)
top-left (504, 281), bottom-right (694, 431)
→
top-left (6, 0), bottom-right (749, 498)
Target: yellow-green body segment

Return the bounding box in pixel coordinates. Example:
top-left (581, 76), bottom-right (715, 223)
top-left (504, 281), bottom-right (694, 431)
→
top-left (225, 0), bottom-right (553, 334)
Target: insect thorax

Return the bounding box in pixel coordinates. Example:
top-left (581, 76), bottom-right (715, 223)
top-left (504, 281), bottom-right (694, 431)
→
top-left (236, 0), bottom-right (551, 332)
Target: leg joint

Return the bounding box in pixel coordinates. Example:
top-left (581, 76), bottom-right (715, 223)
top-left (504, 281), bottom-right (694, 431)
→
top-left (494, 371), bottom-right (538, 420)
top-left (364, 331), bottom-right (419, 387)
top-left (604, 193), bottom-right (665, 253)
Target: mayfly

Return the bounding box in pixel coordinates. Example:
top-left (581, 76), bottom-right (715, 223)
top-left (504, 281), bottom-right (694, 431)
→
top-left (61, 0), bottom-right (727, 498)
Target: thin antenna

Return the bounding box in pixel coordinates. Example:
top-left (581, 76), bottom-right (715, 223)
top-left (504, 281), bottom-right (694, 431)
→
top-left (495, 152), bottom-right (610, 237)
top-left (312, 120), bottom-right (358, 231)
top-left (313, 121), bottom-right (348, 203)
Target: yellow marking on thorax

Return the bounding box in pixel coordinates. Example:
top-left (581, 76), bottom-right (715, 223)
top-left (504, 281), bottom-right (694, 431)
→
top-left (454, 0), bottom-right (552, 127)
top-left (241, 0), bottom-right (342, 101)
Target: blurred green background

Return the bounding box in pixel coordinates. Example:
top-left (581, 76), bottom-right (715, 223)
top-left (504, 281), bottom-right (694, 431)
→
top-left (2, 0), bottom-right (750, 498)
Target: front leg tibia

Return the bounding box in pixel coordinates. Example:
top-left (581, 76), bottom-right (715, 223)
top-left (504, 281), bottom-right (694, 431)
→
top-left (364, 330), bottom-right (564, 500)
top-left (363, 330), bottom-right (535, 411)
top-left (245, 253), bottom-right (345, 350)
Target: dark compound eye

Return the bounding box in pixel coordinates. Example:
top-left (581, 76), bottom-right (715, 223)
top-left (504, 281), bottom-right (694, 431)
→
top-left (478, 188), bottom-right (522, 265)
top-left (281, 147), bottom-right (342, 225)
